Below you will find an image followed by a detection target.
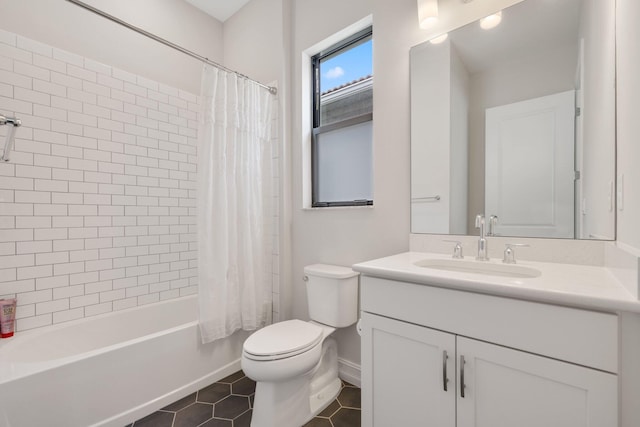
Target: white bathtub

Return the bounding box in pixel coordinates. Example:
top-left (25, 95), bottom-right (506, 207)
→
top-left (0, 295), bottom-right (248, 427)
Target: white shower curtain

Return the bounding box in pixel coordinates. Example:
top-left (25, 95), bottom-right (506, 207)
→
top-left (197, 65), bottom-right (274, 344)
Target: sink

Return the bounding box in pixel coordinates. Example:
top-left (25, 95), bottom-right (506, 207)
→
top-left (414, 259), bottom-right (541, 279)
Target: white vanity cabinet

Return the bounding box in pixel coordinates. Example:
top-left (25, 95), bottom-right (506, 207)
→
top-left (360, 276), bottom-right (619, 427)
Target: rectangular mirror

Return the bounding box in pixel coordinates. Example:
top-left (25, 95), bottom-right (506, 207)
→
top-left (410, 0), bottom-right (615, 240)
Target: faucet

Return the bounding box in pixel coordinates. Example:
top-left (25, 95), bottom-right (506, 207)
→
top-left (475, 214), bottom-right (489, 261)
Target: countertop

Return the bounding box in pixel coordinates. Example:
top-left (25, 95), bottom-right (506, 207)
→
top-left (353, 252), bottom-right (640, 314)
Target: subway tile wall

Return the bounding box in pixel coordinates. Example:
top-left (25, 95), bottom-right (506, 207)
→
top-left (0, 29), bottom-right (280, 332)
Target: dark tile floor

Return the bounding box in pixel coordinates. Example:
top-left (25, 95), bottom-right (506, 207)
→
top-left (127, 371), bottom-right (360, 427)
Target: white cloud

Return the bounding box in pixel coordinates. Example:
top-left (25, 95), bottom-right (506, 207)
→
top-left (324, 66), bottom-right (345, 79)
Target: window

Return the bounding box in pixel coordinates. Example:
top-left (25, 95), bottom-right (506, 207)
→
top-left (311, 27), bottom-right (373, 207)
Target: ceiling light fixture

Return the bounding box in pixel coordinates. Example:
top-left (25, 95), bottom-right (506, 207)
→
top-left (480, 11), bottom-right (502, 30)
top-left (418, 0), bottom-right (439, 29)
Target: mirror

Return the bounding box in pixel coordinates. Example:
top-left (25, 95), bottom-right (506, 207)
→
top-left (410, 0), bottom-right (615, 240)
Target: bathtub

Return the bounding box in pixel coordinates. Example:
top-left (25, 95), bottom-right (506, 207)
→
top-left (0, 295), bottom-right (248, 427)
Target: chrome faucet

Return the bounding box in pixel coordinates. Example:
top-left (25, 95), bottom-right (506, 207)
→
top-left (475, 214), bottom-right (489, 261)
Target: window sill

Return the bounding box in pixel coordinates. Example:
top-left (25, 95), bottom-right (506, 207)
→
top-left (302, 205), bottom-right (374, 211)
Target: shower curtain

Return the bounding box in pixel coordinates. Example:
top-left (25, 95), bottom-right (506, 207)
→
top-left (197, 65), bottom-right (274, 344)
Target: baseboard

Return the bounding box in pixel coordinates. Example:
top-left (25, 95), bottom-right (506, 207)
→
top-left (98, 359), bottom-right (242, 427)
top-left (338, 358), bottom-right (361, 388)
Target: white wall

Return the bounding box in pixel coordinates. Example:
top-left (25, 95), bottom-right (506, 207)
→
top-left (616, 0), bottom-right (640, 253)
top-left (0, 0), bottom-right (223, 93)
top-left (290, 0), bottom-right (522, 368)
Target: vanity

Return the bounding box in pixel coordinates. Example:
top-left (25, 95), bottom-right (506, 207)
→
top-left (353, 252), bottom-right (639, 427)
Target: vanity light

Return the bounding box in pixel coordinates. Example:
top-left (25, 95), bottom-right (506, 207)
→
top-left (480, 11), bottom-right (502, 30)
top-left (429, 33), bottom-right (448, 44)
top-left (418, 0), bottom-right (439, 29)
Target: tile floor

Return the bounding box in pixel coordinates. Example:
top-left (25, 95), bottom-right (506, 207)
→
top-left (127, 371), bottom-right (361, 427)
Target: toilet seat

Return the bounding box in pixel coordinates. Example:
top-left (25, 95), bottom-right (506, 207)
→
top-left (243, 320), bottom-right (323, 361)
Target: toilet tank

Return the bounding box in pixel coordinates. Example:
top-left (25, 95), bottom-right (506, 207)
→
top-left (304, 264), bottom-right (359, 328)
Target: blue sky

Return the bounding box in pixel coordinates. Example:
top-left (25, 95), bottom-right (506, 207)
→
top-left (320, 40), bottom-right (372, 92)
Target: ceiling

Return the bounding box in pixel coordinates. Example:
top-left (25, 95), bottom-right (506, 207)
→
top-left (184, 0), bottom-right (251, 22)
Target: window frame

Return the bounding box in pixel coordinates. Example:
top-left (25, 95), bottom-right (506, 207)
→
top-left (311, 26), bottom-right (373, 208)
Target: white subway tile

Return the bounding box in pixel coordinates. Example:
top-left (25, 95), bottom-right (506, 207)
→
top-left (84, 301), bottom-right (112, 317)
top-left (113, 297), bottom-right (137, 311)
top-left (52, 239), bottom-right (84, 252)
top-left (84, 126), bottom-right (110, 140)
top-left (82, 80), bottom-right (109, 97)
top-left (70, 271), bottom-right (99, 286)
top-left (32, 104), bottom-right (66, 122)
top-left (98, 117), bottom-right (123, 132)
top-left (68, 158), bottom-right (97, 171)
top-left (68, 111), bottom-right (97, 127)
top-left (126, 285), bottom-right (148, 298)
top-left (15, 216), bottom-right (51, 229)
top-left (0, 56), bottom-right (11, 72)
top-left (136, 96), bottom-right (158, 110)
top-left (0, 253), bottom-right (34, 268)
top-left (52, 48), bottom-right (84, 67)
top-left (53, 262), bottom-right (84, 276)
top-left (33, 203), bottom-right (66, 216)
top-left (97, 74), bottom-right (123, 91)
top-left (33, 54), bottom-right (65, 73)
top-left (124, 102), bottom-right (146, 117)
top-left (51, 72), bottom-right (83, 91)
top-left (98, 162), bottom-right (123, 174)
top-left (0, 95), bottom-right (33, 115)
top-left (14, 87), bottom-right (50, 106)
top-left (51, 192), bottom-right (82, 204)
top-left (99, 247), bottom-right (125, 259)
top-left (17, 314), bottom-right (52, 331)
top-left (34, 228), bottom-right (67, 241)
top-left (138, 293), bottom-right (159, 305)
top-left (84, 216), bottom-right (111, 227)
top-left (98, 140), bottom-right (123, 154)
top-left (68, 204), bottom-right (97, 216)
top-left (113, 275), bottom-right (137, 288)
top-left (83, 103), bottom-right (110, 119)
top-left (0, 69), bottom-right (31, 89)
top-left (36, 298), bottom-right (69, 315)
top-left (67, 64), bottom-right (97, 82)
top-left (67, 87), bottom-right (96, 104)
top-left (33, 79), bottom-right (66, 97)
top-left (147, 90), bottom-right (168, 104)
top-left (53, 307), bottom-right (84, 324)
top-left (17, 37), bottom-right (51, 57)
top-left (99, 205), bottom-right (124, 216)
top-left (85, 238), bottom-right (112, 250)
top-left (52, 121), bottom-right (83, 136)
top-left (68, 134), bottom-right (97, 150)
top-left (36, 251), bottom-right (68, 265)
top-left (68, 227), bottom-right (97, 239)
top-left (83, 193), bottom-right (111, 205)
top-left (0, 242), bottom-right (15, 256)
top-left (18, 287), bottom-right (52, 306)
top-left (17, 240), bottom-right (52, 254)
top-left (85, 259), bottom-right (112, 272)
top-left (69, 249), bottom-right (99, 262)
top-left (85, 280), bottom-right (112, 294)
top-left (84, 58), bottom-right (111, 76)
top-left (70, 293), bottom-right (99, 308)
top-left (17, 264), bottom-right (52, 280)
top-left (34, 154), bottom-right (67, 169)
top-left (83, 171), bottom-right (111, 184)
top-left (0, 278), bottom-right (33, 295)
top-left (14, 190), bottom-right (50, 204)
top-left (67, 181), bottom-right (97, 194)
top-left (0, 202), bottom-right (33, 215)
top-left (112, 68), bottom-right (136, 84)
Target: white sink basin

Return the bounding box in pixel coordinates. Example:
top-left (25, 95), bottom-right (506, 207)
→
top-left (414, 259), bottom-right (541, 279)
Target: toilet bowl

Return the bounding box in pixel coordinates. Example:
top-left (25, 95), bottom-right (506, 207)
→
top-left (241, 264), bottom-right (359, 427)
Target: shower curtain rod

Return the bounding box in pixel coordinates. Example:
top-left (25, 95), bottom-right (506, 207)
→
top-left (65, 0), bottom-right (277, 95)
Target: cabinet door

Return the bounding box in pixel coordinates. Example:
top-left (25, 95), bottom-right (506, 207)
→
top-left (361, 312), bottom-right (456, 427)
top-left (456, 337), bottom-right (618, 427)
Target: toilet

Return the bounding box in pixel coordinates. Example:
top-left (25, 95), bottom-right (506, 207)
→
top-left (241, 264), bottom-right (359, 427)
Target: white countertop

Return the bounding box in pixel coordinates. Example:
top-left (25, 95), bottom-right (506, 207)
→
top-left (352, 252), bottom-right (640, 314)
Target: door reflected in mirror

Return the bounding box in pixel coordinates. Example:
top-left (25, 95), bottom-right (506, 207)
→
top-left (410, 0), bottom-right (615, 240)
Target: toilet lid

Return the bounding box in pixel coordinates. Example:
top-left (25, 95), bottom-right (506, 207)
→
top-left (243, 320), bottom-right (323, 360)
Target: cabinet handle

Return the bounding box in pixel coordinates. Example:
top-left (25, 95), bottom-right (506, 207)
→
top-left (442, 350), bottom-right (449, 391)
top-left (460, 355), bottom-right (466, 398)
